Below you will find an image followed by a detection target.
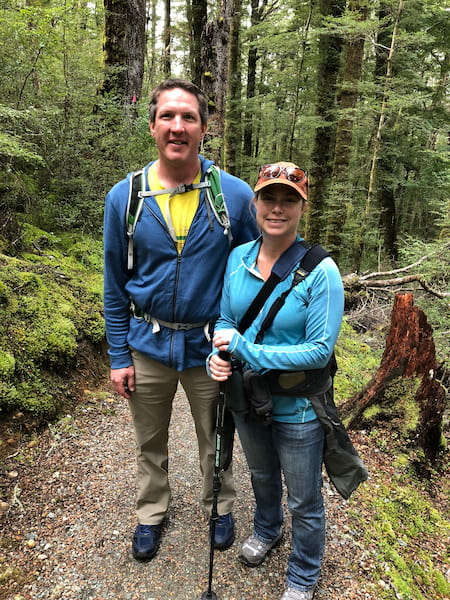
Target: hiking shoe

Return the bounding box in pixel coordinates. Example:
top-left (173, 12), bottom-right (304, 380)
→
top-left (279, 586), bottom-right (316, 600)
top-left (214, 512), bottom-right (235, 550)
top-left (131, 523), bottom-right (162, 561)
top-left (239, 532), bottom-right (282, 567)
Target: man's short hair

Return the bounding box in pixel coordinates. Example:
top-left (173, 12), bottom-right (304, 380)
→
top-left (149, 79), bottom-right (209, 126)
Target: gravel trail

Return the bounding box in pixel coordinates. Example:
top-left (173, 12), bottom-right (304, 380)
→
top-left (2, 386), bottom-right (376, 600)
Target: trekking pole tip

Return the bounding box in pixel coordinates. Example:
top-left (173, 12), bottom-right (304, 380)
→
top-left (201, 592), bottom-right (218, 600)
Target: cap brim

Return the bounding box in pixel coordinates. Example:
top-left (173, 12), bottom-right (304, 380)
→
top-left (254, 178), bottom-right (307, 201)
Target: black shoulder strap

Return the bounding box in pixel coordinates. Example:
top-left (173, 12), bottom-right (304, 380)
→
top-left (254, 243), bottom-right (330, 344)
top-left (238, 241), bottom-right (310, 335)
top-left (294, 244), bottom-right (330, 283)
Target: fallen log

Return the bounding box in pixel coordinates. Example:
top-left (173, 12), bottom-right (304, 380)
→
top-left (341, 241), bottom-right (450, 300)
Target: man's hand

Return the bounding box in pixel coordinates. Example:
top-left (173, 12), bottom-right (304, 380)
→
top-left (110, 366), bottom-right (135, 399)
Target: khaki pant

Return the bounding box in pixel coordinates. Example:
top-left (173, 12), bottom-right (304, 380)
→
top-left (128, 350), bottom-right (235, 524)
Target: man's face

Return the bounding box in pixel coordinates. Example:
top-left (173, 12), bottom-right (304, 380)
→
top-left (150, 88), bottom-right (207, 167)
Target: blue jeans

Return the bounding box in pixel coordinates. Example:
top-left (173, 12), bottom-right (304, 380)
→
top-left (234, 413), bottom-right (325, 591)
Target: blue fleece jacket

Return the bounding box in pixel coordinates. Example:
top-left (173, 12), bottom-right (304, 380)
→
top-left (103, 156), bottom-right (258, 371)
top-left (212, 237), bottom-right (344, 422)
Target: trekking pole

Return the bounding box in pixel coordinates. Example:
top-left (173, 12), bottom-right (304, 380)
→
top-left (201, 352), bottom-right (230, 600)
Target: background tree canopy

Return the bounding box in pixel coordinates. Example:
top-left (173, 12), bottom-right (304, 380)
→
top-left (0, 0), bottom-right (448, 272)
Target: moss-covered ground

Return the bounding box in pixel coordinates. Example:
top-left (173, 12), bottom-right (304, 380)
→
top-left (0, 222), bottom-right (107, 424)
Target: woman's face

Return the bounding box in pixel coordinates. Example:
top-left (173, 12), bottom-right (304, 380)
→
top-left (254, 184), bottom-right (306, 240)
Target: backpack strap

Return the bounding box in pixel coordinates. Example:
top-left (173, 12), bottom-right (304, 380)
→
top-left (254, 243), bottom-right (330, 344)
top-left (126, 169), bottom-right (146, 270)
top-left (238, 241), bottom-right (311, 335)
top-left (204, 165), bottom-right (233, 245)
top-left (125, 164), bottom-right (231, 270)
top-left (294, 243), bottom-right (330, 284)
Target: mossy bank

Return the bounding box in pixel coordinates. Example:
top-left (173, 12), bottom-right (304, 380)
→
top-left (0, 221), bottom-right (107, 451)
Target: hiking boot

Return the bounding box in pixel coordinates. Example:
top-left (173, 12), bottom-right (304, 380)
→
top-left (279, 586), bottom-right (316, 600)
top-left (214, 512), bottom-right (235, 550)
top-left (131, 523), bottom-right (162, 561)
top-left (239, 532), bottom-right (282, 567)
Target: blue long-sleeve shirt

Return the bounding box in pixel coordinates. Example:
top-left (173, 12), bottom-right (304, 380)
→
top-left (212, 237), bottom-right (344, 422)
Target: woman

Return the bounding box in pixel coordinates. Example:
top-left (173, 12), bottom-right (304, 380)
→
top-left (208, 162), bottom-right (344, 600)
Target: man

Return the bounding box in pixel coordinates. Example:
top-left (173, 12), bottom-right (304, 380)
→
top-left (103, 79), bottom-right (258, 561)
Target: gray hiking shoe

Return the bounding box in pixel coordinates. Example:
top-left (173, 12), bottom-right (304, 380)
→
top-left (279, 586), bottom-right (316, 600)
top-left (238, 532), bottom-right (281, 567)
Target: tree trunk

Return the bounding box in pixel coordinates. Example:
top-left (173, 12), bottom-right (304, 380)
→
top-left (325, 0), bottom-right (367, 262)
top-left (340, 293), bottom-right (446, 463)
top-left (353, 0), bottom-right (404, 269)
top-left (242, 0), bottom-right (260, 159)
top-left (223, 0), bottom-right (242, 174)
top-left (200, 0), bottom-right (232, 165)
top-left (162, 0), bottom-right (171, 77)
top-left (305, 0), bottom-right (346, 244)
top-left (286, 2), bottom-right (314, 159)
top-left (147, 0), bottom-right (158, 91)
top-left (101, 0), bottom-right (146, 105)
top-left (187, 0), bottom-right (207, 86)
top-left (378, 173), bottom-right (398, 264)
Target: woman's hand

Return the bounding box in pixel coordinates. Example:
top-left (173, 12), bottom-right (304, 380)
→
top-left (213, 329), bottom-right (237, 353)
top-left (209, 352), bottom-right (232, 382)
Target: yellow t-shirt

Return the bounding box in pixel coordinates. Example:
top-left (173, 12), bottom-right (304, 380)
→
top-left (148, 163), bottom-right (200, 254)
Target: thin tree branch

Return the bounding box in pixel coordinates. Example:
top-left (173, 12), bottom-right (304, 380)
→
top-left (361, 242), bottom-right (450, 281)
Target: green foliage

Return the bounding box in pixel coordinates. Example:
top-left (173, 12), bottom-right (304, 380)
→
top-left (361, 378), bottom-right (422, 440)
top-left (334, 319), bottom-right (382, 402)
top-left (0, 131), bottom-right (44, 165)
top-left (349, 479), bottom-right (450, 600)
top-left (0, 0), bottom-right (448, 265)
top-left (0, 378), bottom-right (58, 417)
top-left (0, 224), bottom-right (105, 416)
top-left (0, 350), bottom-right (15, 380)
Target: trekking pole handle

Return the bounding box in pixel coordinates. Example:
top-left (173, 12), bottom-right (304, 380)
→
top-left (218, 351), bottom-right (231, 361)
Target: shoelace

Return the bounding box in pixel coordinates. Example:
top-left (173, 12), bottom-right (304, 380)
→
top-left (137, 524), bottom-right (160, 536)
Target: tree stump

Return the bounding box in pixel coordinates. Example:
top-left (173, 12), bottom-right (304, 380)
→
top-left (341, 293), bottom-right (446, 462)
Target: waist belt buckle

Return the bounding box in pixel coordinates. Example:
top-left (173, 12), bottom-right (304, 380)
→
top-left (176, 323), bottom-right (191, 330)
